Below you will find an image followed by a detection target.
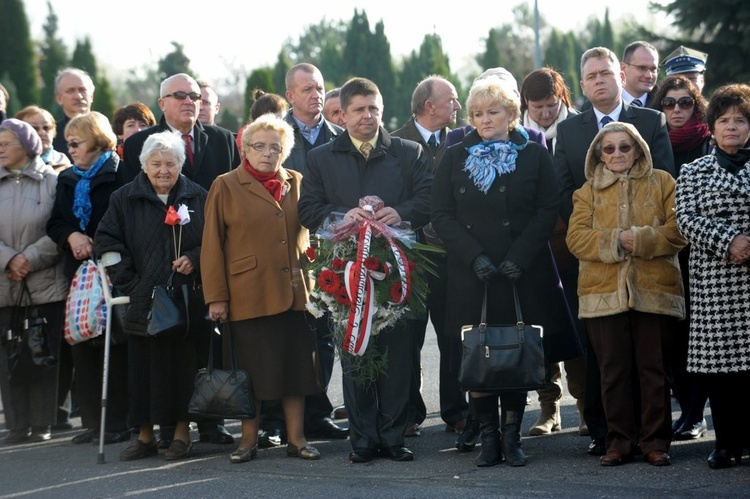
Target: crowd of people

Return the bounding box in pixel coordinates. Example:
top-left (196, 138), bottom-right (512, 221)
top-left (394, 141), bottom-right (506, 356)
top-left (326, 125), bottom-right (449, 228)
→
top-left (0, 39), bottom-right (748, 472)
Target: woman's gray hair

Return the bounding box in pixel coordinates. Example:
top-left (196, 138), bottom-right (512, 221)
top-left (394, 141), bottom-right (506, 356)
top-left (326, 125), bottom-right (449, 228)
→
top-left (139, 131), bottom-right (186, 170)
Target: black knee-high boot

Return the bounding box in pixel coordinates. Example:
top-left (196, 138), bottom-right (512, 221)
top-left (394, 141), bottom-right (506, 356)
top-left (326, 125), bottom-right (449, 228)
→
top-left (456, 396), bottom-right (480, 452)
top-left (501, 392), bottom-right (528, 466)
top-left (474, 394), bottom-right (503, 467)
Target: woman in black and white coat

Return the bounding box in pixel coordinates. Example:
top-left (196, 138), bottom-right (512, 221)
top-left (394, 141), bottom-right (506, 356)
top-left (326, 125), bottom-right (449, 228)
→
top-left (675, 83), bottom-right (750, 470)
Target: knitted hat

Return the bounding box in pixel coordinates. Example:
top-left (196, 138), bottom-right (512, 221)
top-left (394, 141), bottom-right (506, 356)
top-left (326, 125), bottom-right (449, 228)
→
top-left (0, 118), bottom-right (43, 157)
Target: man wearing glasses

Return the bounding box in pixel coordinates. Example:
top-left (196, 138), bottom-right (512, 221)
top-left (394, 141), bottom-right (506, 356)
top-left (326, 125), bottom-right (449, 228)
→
top-left (552, 46), bottom-right (675, 460)
top-left (119, 73), bottom-right (240, 190)
top-left (620, 41), bottom-right (661, 108)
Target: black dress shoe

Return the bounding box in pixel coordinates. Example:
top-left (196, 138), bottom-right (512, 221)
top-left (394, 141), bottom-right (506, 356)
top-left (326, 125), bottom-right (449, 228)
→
top-left (332, 405), bottom-right (347, 420)
top-left (708, 448), bottom-right (738, 469)
top-left (93, 430), bottom-right (132, 445)
top-left (674, 419), bottom-right (707, 440)
top-left (258, 428), bottom-right (284, 448)
top-left (381, 445), bottom-right (414, 461)
top-left (349, 448), bottom-right (376, 463)
top-left (71, 428), bottom-right (96, 445)
top-left (306, 418), bottom-right (349, 439)
top-left (588, 439), bottom-right (606, 456)
top-left (199, 425), bottom-right (234, 445)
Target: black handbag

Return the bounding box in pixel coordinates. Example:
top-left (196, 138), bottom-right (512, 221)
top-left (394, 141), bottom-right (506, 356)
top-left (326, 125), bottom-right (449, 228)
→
top-left (147, 271), bottom-right (190, 339)
top-left (3, 280), bottom-right (57, 380)
top-left (458, 284), bottom-right (546, 392)
top-left (188, 321), bottom-right (255, 420)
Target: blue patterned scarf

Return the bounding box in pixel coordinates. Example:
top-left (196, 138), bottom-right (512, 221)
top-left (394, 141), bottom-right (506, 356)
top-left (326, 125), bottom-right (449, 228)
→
top-left (72, 150), bottom-right (112, 231)
top-left (463, 127), bottom-right (529, 194)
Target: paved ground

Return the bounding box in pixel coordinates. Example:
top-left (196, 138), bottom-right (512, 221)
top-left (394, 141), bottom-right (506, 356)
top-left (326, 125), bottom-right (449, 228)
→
top-left (2, 325), bottom-right (749, 498)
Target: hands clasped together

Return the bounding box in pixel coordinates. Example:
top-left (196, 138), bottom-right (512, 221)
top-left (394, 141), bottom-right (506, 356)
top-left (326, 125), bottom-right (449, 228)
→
top-left (472, 254), bottom-right (523, 283)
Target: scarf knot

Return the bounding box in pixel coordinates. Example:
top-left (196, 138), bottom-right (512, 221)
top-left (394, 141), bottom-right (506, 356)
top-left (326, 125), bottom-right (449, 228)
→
top-left (72, 151), bottom-right (112, 231)
top-left (463, 126), bottom-right (528, 194)
top-left (243, 159), bottom-right (283, 202)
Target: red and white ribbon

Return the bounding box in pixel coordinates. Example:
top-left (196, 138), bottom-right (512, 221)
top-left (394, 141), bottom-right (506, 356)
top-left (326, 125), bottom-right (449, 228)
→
top-left (341, 219), bottom-right (413, 356)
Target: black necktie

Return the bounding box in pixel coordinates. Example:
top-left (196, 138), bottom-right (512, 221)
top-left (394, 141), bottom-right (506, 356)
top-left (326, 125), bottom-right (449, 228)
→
top-left (631, 98), bottom-right (643, 107)
top-left (427, 133), bottom-right (438, 152)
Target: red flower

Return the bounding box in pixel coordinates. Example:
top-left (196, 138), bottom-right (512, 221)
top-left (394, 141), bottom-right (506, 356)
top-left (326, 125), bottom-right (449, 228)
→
top-left (317, 269), bottom-right (341, 294)
top-left (407, 261), bottom-right (416, 272)
top-left (332, 257), bottom-right (346, 270)
top-left (305, 247), bottom-right (316, 262)
top-left (164, 205), bottom-right (181, 226)
top-left (335, 288), bottom-right (351, 307)
top-left (389, 281), bottom-right (403, 302)
top-left (364, 256), bottom-right (381, 271)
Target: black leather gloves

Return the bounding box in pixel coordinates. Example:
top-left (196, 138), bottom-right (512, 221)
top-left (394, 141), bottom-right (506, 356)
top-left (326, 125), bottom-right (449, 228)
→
top-left (497, 260), bottom-right (523, 282)
top-left (472, 254), bottom-right (498, 282)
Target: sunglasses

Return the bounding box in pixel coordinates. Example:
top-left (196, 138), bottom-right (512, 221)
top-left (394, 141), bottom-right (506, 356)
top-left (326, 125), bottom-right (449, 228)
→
top-left (67, 140), bottom-right (87, 149)
top-left (162, 91), bottom-right (202, 102)
top-left (601, 144), bottom-right (634, 155)
top-left (661, 97), bottom-right (695, 110)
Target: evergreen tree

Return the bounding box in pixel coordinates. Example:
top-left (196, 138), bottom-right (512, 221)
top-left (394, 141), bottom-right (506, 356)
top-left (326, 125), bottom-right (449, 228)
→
top-left (0, 0), bottom-right (40, 109)
top-left (369, 20), bottom-right (398, 128)
top-left (652, 0), bottom-right (750, 89)
top-left (272, 50), bottom-right (291, 98)
top-left (543, 29), bottom-right (582, 102)
top-left (92, 74), bottom-right (116, 119)
top-left (39, 1), bottom-right (69, 111)
top-left (157, 42), bottom-right (193, 81)
top-left (281, 19), bottom-right (347, 86)
top-left (71, 38), bottom-right (98, 80)
top-left (342, 9), bottom-right (372, 80)
top-left (244, 68), bottom-right (275, 121)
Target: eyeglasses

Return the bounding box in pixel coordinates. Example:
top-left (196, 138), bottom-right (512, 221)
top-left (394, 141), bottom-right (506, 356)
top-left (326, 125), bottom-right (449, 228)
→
top-left (30, 124), bottom-right (55, 133)
top-left (0, 141), bottom-right (21, 149)
top-left (162, 91), bottom-right (202, 102)
top-left (67, 140), bottom-right (87, 149)
top-left (601, 144), bottom-right (634, 155)
top-left (249, 142), bottom-right (282, 155)
top-left (623, 62), bottom-right (658, 74)
top-left (660, 97), bottom-right (695, 110)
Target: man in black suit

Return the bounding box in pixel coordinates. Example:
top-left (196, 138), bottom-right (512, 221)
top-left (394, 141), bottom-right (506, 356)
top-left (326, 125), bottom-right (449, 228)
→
top-left (621, 41), bottom-right (660, 108)
top-left (120, 73), bottom-right (240, 191)
top-left (553, 46), bottom-right (675, 457)
top-left (120, 73), bottom-right (240, 447)
top-left (391, 75), bottom-right (465, 438)
top-left (258, 63), bottom-right (348, 447)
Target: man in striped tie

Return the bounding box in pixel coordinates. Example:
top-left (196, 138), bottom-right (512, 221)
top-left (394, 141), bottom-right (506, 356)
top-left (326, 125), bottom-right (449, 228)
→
top-left (620, 41), bottom-right (660, 108)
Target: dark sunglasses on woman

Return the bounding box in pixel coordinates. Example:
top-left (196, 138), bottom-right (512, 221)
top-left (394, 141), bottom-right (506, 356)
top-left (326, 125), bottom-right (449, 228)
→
top-left (661, 97), bottom-right (695, 110)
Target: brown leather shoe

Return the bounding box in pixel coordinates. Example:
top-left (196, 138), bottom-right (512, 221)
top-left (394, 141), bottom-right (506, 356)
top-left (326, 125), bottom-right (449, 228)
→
top-left (645, 450), bottom-right (671, 466)
top-left (332, 405), bottom-right (347, 420)
top-left (600, 451), bottom-right (633, 466)
top-left (404, 422), bottom-right (421, 437)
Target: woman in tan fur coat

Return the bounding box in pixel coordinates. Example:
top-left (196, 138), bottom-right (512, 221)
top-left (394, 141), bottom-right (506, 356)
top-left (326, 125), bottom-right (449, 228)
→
top-left (566, 121), bottom-right (686, 468)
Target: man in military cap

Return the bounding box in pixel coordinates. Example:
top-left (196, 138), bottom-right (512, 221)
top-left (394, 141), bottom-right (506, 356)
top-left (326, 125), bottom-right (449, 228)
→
top-left (663, 46), bottom-right (708, 94)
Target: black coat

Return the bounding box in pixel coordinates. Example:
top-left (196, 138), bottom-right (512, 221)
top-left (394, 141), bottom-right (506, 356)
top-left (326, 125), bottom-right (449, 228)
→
top-left (298, 127), bottom-right (433, 231)
top-left (46, 154), bottom-right (123, 280)
top-left (119, 116), bottom-right (240, 191)
top-left (553, 102), bottom-right (675, 222)
top-left (431, 128), bottom-right (579, 366)
top-left (282, 111), bottom-right (343, 177)
top-left (94, 173), bottom-right (207, 336)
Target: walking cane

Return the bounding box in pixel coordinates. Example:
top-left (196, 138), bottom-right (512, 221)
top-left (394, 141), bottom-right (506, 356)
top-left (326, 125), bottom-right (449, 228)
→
top-left (97, 252), bottom-right (130, 464)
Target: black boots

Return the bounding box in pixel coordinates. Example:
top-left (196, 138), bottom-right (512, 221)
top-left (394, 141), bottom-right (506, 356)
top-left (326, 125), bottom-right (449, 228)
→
top-left (501, 408), bottom-right (528, 466)
top-left (473, 396), bottom-right (504, 467)
top-left (456, 413), bottom-right (480, 452)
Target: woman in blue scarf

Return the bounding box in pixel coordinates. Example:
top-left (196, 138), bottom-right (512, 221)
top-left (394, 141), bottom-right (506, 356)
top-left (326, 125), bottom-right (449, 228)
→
top-left (431, 77), bottom-right (568, 467)
top-left (46, 111), bottom-right (130, 445)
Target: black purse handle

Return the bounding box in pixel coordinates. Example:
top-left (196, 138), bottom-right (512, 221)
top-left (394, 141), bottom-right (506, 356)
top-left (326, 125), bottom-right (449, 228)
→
top-left (480, 283), bottom-right (525, 328)
top-left (479, 283), bottom-right (526, 345)
top-left (208, 321), bottom-right (240, 372)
